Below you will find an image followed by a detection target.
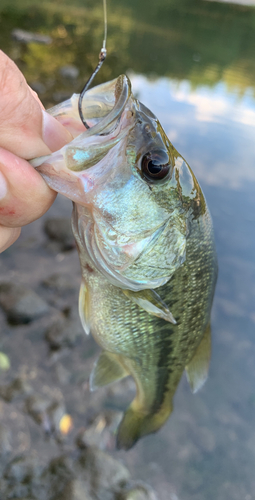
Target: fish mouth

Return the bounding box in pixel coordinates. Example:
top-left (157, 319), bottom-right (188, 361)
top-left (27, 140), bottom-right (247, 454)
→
top-left (46, 74), bottom-right (132, 140)
top-left (81, 74), bottom-right (132, 136)
top-left (30, 75), bottom-right (133, 193)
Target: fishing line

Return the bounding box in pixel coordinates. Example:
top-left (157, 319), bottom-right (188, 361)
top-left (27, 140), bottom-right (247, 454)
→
top-left (78, 0), bottom-right (107, 129)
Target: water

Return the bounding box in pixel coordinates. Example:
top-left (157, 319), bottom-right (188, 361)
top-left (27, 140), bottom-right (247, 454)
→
top-left (1, 0), bottom-right (255, 499)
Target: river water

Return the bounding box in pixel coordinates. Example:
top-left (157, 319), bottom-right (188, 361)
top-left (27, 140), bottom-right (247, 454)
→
top-left (1, 1), bottom-right (255, 499)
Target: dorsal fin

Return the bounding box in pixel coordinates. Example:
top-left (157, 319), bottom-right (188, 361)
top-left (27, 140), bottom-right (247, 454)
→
top-left (90, 351), bottom-right (128, 391)
top-left (185, 323), bottom-right (211, 393)
top-left (123, 289), bottom-right (176, 324)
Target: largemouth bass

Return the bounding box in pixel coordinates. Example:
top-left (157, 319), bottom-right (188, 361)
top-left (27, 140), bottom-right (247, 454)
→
top-left (31, 75), bottom-right (217, 449)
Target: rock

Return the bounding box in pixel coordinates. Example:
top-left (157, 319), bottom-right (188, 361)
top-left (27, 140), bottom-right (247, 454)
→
top-left (47, 401), bottom-right (66, 434)
top-left (75, 411), bottom-right (122, 450)
top-left (25, 394), bottom-right (66, 434)
top-left (25, 394), bottom-right (52, 424)
top-left (45, 316), bottom-right (83, 350)
top-left (55, 363), bottom-right (71, 385)
top-left (42, 273), bottom-right (77, 294)
top-left (77, 447), bottom-right (130, 499)
top-left (44, 218), bottom-right (75, 251)
top-left (60, 479), bottom-right (93, 500)
top-left (0, 282), bottom-right (49, 325)
top-left (4, 455), bottom-right (41, 483)
top-left (41, 455), bottom-right (74, 499)
top-left (3, 455), bottom-right (43, 499)
top-left (60, 65), bottom-right (79, 79)
top-left (0, 377), bottom-right (32, 402)
top-left (11, 28), bottom-right (52, 44)
top-left (0, 424), bottom-right (12, 456)
top-left (1, 454), bottom-right (75, 500)
top-left (118, 483), bottom-right (158, 500)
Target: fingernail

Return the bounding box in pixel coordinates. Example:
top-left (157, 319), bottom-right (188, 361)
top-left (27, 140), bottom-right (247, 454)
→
top-left (42, 110), bottom-right (72, 152)
top-left (0, 170), bottom-right (8, 201)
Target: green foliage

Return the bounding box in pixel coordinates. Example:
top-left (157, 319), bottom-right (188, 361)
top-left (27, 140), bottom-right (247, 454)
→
top-left (1, 0), bottom-right (255, 104)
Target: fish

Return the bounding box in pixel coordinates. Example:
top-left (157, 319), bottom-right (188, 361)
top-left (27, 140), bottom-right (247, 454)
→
top-left (31, 74), bottom-right (217, 450)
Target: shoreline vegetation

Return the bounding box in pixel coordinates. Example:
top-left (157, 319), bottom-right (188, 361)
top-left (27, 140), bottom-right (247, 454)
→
top-left (1, 0), bottom-right (255, 104)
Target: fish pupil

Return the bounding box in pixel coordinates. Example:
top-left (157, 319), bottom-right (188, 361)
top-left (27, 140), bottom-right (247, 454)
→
top-left (147, 161), bottom-right (162, 175)
top-left (141, 152), bottom-right (170, 181)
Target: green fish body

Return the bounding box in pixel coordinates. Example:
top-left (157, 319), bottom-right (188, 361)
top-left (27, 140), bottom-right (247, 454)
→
top-left (31, 75), bottom-right (217, 449)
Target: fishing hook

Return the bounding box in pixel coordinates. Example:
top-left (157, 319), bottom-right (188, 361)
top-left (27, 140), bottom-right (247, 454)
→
top-left (78, 0), bottom-right (107, 129)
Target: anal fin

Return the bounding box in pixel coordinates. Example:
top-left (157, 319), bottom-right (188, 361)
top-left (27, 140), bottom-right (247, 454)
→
top-left (90, 351), bottom-right (129, 391)
top-left (185, 323), bottom-right (211, 394)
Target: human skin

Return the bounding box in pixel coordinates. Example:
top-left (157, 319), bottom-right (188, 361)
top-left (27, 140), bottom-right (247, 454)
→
top-left (0, 50), bottom-right (73, 252)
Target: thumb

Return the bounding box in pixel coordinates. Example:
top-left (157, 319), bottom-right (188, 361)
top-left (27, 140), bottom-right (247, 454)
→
top-left (0, 50), bottom-right (72, 159)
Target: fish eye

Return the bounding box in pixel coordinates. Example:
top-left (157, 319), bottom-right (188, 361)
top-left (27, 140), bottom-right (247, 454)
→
top-left (141, 150), bottom-right (171, 181)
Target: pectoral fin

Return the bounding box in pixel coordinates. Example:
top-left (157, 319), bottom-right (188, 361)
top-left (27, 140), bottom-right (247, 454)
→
top-left (123, 289), bottom-right (176, 324)
top-left (79, 280), bottom-right (90, 335)
top-left (185, 323), bottom-right (211, 393)
top-left (90, 351), bottom-right (128, 391)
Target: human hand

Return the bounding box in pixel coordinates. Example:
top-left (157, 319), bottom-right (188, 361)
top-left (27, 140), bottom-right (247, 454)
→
top-left (0, 50), bottom-right (72, 252)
